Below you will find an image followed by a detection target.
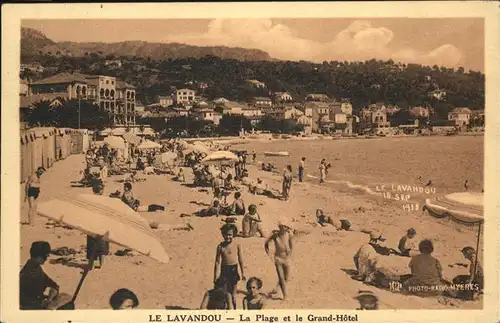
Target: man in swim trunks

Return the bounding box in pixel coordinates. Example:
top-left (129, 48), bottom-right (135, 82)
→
top-left (25, 167), bottom-right (45, 226)
top-left (265, 218), bottom-right (294, 300)
top-left (214, 224), bottom-right (246, 309)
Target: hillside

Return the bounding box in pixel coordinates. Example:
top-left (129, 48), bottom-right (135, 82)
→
top-left (20, 27), bottom-right (273, 61)
top-left (20, 27), bottom-right (56, 55)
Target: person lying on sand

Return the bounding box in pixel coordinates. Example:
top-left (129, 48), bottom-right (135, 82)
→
top-left (214, 223), bottom-right (246, 309)
top-left (315, 209), bottom-right (370, 233)
top-left (200, 278), bottom-right (233, 310)
top-left (242, 205), bottom-right (266, 238)
top-left (261, 162), bottom-right (276, 172)
top-left (265, 218), bottom-right (294, 300)
top-left (195, 199), bottom-right (221, 217)
top-left (243, 277), bottom-right (267, 310)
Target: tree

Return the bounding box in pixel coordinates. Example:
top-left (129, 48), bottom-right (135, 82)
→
top-left (25, 100), bottom-right (59, 127)
top-left (217, 115), bottom-right (251, 136)
top-left (57, 99), bottom-right (111, 130)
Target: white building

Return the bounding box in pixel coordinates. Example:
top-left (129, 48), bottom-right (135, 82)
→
top-left (175, 88), bottom-right (196, 105)
top-left (274, 92), bottom-right (293, 103)
top-left (157, 95), bottom-right (174, 107)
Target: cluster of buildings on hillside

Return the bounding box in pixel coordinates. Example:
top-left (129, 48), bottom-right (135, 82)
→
top-left (20, 73), bottom-right (484, 135)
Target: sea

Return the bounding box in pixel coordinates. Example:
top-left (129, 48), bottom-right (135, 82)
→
top-left (239, 135), bottom-right (484, 200)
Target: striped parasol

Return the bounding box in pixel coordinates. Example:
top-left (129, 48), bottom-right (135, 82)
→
top-left (423, 191), bottom-right (483, 299)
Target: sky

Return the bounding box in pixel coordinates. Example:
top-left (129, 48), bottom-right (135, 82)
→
top-left (22, 18), bottom-right (484, 71)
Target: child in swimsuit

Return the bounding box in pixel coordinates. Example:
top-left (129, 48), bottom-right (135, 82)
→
top-left (243, 277), bottom-right (266, 310)
top-left (214, 223), bottom-right (246, 309)
top-left (242, 204), bottom-right (265, 237)
top-left (200, 278), bottom-right (233, 310)
top-left (265, 218), bottom-right (294, 300)
top-left (25, 167), bottom-right (45, 226)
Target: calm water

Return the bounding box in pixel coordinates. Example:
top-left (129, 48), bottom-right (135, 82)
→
top-left (240, 136), bottom-right (484, 195)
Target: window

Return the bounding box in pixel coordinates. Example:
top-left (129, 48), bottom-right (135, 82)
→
top-left (100, 89), bottom-right (105, 97)
top-left (110, 90), bottom-right (115, 98)
top-left (106, 80), bottom-right (109, 84)
top-left (105, 89), bottom-right (110, 97)
top-left (82, 87), bottom-right (86, 95)
top-left (111, 81), bottom-right (114, 85)
top-left (131, 92), bottom-right (135, 99)
top-left (127, 91), bottom-right (130, 99)
top-left (76, 85), bottom-right (81, 95)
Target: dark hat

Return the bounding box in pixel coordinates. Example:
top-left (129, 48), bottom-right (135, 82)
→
top-left (407, 228), bottom-right (417, 235)
top-left (460, 246), bottom-right (475, 254)
top-left (30, 241), bottom-right (51, 258)
top-left (353, 290), bottom-right (378, 301)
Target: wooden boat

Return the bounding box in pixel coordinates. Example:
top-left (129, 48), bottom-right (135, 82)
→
top-left (264, 151), bottom-right (290, 157)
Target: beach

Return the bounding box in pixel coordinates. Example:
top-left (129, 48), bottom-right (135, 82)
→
top-left (20, 136), bottom-right (483, 310)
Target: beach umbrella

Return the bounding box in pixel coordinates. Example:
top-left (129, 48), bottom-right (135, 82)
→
top-left (99, 128), bottom-right (113, 136)
top-left (137, 139), bottom-right (161, 150)
top-left (201, 150), bottom-right (239, 166)
top-left (37, 193), bottom-right (169, 307)
top-left (184, 143), bottom-right (210, 155)
top-left (154, 152), bottom-right (177, 168)
top-left (38, 193), bottom-right (169, 262)
top-left (122, 132), bottom-right (141, 145)
top-left (423, 192), bottom-right (483, 297)
top-left (103, 135), bottom-right (125, 149)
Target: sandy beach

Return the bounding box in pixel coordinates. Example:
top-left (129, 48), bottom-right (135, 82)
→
top-left (20, 137), bottom-right (483, 310)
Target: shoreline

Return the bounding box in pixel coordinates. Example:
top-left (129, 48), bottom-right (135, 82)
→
top-left (178, 132), bottom-right (484, 146)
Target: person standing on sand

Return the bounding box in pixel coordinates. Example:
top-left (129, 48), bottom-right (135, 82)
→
top-left (298, 157), bottom-right (306, 182)
top-left (265, 218), bottom-right (294, 301)
top-left (24, 167), bottom-right (45, 226)
top-left (319, 159), bottom-right (326, 183)
top-left (282, 165), bottom-right (293, 200)
top-left (214, 223), bottom-right (246, 309)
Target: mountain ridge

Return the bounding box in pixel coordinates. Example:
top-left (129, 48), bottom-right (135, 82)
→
top-left (21, 27), bottom-right (274, 61)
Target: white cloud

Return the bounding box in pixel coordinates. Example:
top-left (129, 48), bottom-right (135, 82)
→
top-left (162, 19), bottom-right (464, 68)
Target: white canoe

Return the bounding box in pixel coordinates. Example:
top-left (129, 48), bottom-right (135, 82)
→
top-left (264, 151), bottom-right (290, 157)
